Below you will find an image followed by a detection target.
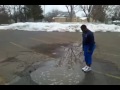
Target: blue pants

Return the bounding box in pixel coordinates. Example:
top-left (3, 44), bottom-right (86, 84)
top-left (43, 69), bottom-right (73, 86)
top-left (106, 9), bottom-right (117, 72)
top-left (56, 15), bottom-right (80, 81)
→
top-left (83, 45), bottom-right (96, 66)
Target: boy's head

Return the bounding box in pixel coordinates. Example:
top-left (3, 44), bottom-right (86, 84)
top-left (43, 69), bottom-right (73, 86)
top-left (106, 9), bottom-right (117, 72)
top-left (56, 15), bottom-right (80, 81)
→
top-left (81, 25), bottom-right (88, 33)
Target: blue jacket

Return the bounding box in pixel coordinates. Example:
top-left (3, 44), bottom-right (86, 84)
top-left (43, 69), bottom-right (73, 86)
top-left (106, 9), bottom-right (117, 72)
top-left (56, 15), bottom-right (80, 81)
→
top-left (82, 30), bottom-right (95, 51)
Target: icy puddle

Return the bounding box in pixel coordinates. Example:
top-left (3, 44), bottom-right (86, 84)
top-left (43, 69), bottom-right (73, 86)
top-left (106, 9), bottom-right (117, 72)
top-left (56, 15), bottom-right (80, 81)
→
top-left (30, 60), bottom-right (85, 85)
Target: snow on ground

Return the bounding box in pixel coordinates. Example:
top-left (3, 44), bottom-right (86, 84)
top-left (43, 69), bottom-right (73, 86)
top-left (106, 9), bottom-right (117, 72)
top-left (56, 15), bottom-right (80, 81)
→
top-left (0, 22), bottom-right (120, 32)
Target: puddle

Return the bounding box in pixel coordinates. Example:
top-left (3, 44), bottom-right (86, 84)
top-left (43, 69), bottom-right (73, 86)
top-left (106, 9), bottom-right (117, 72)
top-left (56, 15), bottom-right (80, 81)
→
top-left (7, 43), bottom-right (85, 85)
top-left (30, 60), bottom-right (85, 85)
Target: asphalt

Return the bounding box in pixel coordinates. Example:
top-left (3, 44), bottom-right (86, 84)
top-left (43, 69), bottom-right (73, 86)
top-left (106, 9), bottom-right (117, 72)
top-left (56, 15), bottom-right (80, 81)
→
top-left (79, 59), bottom-right (120, 85)
top-left (0, 30), bottom-right (119, 85)
top-left (10, 58), bottom-right (120, 85)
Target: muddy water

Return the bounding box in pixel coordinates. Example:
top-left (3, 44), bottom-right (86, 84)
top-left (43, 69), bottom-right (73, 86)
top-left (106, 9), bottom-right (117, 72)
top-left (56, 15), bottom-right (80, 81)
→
top-left (31, 60), bottom-right (85, 85)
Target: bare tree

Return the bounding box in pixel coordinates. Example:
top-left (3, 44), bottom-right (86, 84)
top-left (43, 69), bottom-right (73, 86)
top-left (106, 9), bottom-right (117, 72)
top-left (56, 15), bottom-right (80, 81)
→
top-left (91, 5), bottom-right (108, 22)
top-left (3, 5), bottom-right (44, 22)
top-left (0, 5), bottom-right (10, 24)
top-left (79, 5), bottom-right (93, 22)
top-left (16, 5), bottom-right (25, 22)
top-left (96, 5), bottom-right (119, 22)
top-left (3, 5), bottom-right (25, 22)
top-left (105, 5), bottom-right (119, 19)
top-left (2, 5), bottom-right (14, 19)
top-left (110, 5), bottom-right (120, 21)
top-left (65, 5), bottom-right (80, 22)
top-left (0, 5), bottom-right (18, 23)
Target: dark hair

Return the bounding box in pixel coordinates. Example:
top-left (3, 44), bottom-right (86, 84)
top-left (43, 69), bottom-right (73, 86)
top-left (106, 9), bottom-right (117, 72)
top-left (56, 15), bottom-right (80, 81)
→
top-left (81, 25), bottom-right (87, 29)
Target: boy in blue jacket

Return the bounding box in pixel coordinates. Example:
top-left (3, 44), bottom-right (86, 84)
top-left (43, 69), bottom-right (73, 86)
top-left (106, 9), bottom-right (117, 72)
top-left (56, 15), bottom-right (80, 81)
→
top-left (80, 25), bottom-right (96, 72)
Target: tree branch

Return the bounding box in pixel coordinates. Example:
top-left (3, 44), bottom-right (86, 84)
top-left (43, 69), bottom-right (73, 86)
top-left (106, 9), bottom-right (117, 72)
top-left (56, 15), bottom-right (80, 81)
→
top-left (66, 5), bottom-right (71, 15)
top-left (79, 5), bottom-right (88, 17)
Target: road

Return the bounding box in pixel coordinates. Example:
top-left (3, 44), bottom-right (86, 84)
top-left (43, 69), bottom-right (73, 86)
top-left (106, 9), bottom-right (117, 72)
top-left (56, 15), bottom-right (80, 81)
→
top-left (79, 59), bottom-right (120, 85)
top-left (0, 30), bottom-right (119, 85)
top-left (0, 30), bottom-right (81, 61)
top-left (11, 59), bottom-right (120, 85)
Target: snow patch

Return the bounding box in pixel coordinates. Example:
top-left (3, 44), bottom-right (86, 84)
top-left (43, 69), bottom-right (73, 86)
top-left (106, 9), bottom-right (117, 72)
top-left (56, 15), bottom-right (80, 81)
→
top-left (0, 22), bottom-right (120, 32)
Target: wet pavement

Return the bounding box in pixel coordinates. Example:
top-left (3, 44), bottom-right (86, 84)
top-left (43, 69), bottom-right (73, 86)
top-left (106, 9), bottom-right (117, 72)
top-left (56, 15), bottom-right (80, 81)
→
top-left (30, 60), bottom-right (84, 85)
top-left (8, 43), bottom-right (120, 85)
top-left (79, 59), bottom-right (120, 85)
top-left (10, 60), bottom-right (85, 85)
top-left (9, 57), bottom-right (120, 85)
top-left (0, 31), bottom-right (119, 85)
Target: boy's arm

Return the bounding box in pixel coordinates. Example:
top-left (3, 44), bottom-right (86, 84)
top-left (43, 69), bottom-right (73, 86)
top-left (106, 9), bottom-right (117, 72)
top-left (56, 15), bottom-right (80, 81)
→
top-left (87, 33), bottom-right (94, 52)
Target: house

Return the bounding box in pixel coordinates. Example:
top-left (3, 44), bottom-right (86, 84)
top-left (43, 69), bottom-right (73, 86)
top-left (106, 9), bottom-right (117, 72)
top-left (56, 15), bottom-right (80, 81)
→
top-left (79, 17), bottom-right (94, 23)
top-left (53, 17), bottom-right (66, 22)
top-left (52, 11), bottom-right (94, 22)
top-left (52, 11), bottom-right (79, 22)
top-left (53, 16), bottom-right (94, 23)
top-left (79, 17), bottom-right (87, 22)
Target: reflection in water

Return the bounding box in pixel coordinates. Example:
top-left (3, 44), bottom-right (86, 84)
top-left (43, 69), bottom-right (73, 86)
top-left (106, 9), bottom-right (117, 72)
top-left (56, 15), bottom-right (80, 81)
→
top-left (31, 60), bottom-right (85, 85)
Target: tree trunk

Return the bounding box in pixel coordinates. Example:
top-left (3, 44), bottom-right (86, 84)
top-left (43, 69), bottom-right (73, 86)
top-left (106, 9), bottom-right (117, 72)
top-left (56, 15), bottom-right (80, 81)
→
top-left (33, 18), bottom-right (35, 22)
top-left (70, 15), bottom-right (73, 22)
top-left (14, 18), bottom-right (17, 23)
top-left (24, 7), bottom-right (27, 22)
top-left (70, 5), bottom-right (73, 22)
top-left (87, 17), bottom-right (90, 22)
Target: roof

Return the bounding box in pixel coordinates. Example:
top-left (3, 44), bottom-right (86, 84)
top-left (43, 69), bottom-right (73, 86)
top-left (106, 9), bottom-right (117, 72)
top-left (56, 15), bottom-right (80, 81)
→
top-left (56, 12), bottom-right (76, 17)
top-left (80, 17), bottom-right (87, 20)
top-left (52, 17), bottom-right (66, 19)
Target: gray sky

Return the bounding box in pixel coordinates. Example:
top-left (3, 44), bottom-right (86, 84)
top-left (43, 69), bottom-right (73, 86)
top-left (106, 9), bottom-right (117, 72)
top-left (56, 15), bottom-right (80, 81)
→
top-left (41, 5), bottom-right (85, 17)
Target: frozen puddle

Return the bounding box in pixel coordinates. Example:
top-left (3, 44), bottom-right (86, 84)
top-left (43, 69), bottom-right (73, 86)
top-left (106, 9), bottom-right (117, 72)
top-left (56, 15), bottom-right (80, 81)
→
top-left (30, 60), bottom-right (85, 85)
